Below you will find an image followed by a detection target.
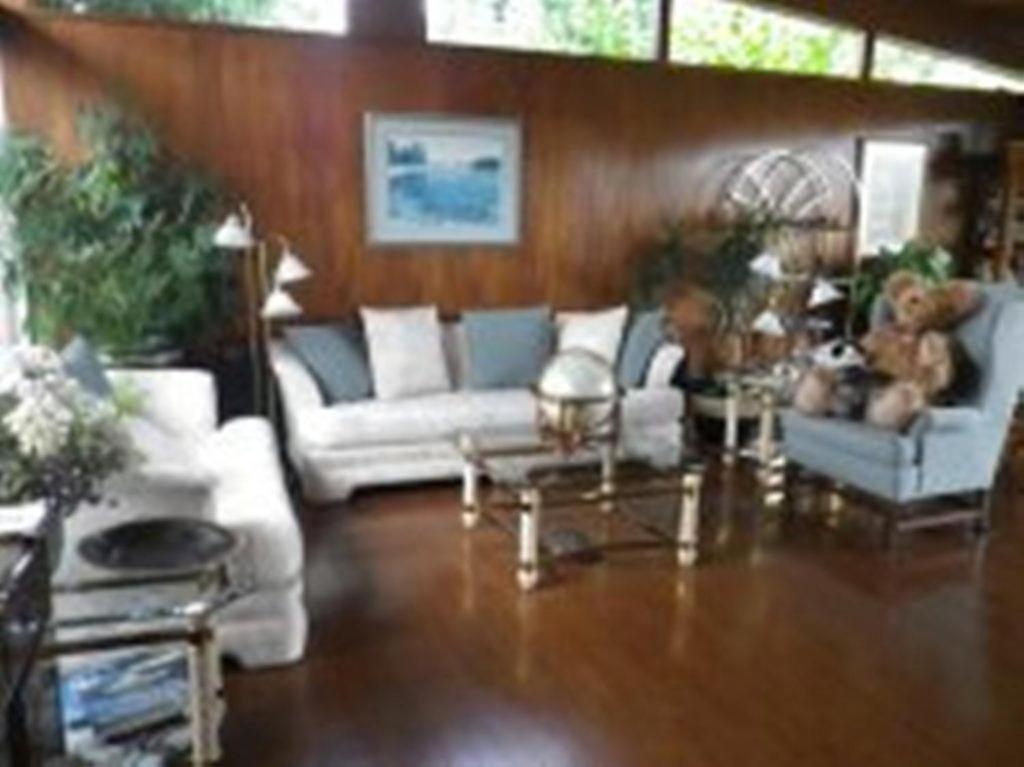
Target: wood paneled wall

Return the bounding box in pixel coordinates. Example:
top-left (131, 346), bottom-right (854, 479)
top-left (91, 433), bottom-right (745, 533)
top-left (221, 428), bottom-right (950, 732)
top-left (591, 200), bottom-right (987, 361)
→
top-left (0, 11), bottom-right (1020, 317)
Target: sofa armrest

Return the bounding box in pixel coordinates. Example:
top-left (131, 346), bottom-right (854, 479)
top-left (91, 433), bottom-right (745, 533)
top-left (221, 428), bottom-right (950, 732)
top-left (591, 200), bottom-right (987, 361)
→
top-left (910, 406), bottom-right (988, 438)
top-left (643, 342), bottom-right (686, 389)
top-left (109, 368), bottom-right (217, 439)
top-left (202, 417), bottom-right (304, 585)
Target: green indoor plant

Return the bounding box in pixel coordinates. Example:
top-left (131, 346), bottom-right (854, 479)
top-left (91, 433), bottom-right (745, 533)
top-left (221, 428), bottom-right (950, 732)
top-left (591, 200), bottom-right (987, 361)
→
top-left (0, 105), bottom-right (232, 362)
top-left (850, 240), bottom-right (954, 330)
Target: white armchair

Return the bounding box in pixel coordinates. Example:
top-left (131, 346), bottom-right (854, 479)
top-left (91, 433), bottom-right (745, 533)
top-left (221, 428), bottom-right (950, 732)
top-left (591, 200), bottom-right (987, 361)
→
top-left (56, 368), bottom-right (308, 668)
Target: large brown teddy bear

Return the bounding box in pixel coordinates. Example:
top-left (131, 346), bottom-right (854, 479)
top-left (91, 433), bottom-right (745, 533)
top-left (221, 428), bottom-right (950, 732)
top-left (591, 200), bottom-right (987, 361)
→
top-left (794, 270), bottom-right (981, 431)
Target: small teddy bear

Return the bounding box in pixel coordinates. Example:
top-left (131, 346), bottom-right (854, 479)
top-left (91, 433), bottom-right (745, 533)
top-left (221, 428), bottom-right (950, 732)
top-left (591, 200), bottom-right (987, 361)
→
top-left (793, 270), bottom-right (981, 431)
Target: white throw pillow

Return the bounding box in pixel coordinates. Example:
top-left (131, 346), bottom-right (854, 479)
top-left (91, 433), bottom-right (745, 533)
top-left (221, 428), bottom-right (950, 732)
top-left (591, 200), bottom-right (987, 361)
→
top-left (361, 306), bottom-right (452, 400)
top-left (556, 306), bottom-right (628, 364)
top-left (644, 343), bottom-right (685, 388)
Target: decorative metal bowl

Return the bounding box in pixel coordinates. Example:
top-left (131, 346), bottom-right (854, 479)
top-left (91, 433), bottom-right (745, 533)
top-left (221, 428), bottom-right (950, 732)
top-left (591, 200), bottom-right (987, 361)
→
top-left (534, 349), bottom-right (620, 453)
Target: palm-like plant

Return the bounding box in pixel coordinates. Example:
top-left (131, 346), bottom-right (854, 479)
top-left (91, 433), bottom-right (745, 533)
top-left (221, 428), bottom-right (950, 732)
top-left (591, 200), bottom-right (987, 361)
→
top-left (0, 106), bottom-right (233, 358)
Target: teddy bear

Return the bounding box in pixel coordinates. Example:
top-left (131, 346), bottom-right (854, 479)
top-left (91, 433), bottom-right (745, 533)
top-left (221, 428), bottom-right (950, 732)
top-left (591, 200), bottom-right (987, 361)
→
top-left (793, 270), bottom-right (981, 431)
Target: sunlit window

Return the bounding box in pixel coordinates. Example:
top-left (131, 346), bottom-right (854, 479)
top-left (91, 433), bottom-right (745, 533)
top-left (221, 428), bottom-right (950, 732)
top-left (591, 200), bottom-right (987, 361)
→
top-left (872, 37), bottom-right (1024, 95)
top-left (669, 0), bottom-right (864, 78)
top-left (36, 0), bottom-right (348, 36)
top-left (425, 0), bottom-right (660, 60)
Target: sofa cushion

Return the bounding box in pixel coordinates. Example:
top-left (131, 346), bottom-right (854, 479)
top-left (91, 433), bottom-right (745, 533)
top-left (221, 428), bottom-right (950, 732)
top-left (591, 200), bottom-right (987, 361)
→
top-left (284, 323), bottom-right (372, 404)
top-left (298, 390), bottom-right (537, 450)
top-left (556, 306), bottom-right (628, 364)
top-left (463, 307), bottom-right (553, 390)
top-left (361, 306), bottom-right (451, 400)
top-left (618, 310), bottom-right (665, 388)
top-left (297, 386), bottom-right (682, 452)
top-left (62, 336), bottom-right (113, 399)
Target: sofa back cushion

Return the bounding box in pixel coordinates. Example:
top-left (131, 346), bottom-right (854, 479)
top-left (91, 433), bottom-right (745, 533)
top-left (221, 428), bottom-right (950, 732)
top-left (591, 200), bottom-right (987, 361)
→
top-left (361, 306), bottom-right (452, 400)
top-left (284, 323), bottom-right (372, 404)
top-left (618, 309), bottom-right (665, 388)
top-left (556, 306), bottom-right (628, 365)
top-left (462, 307), bottom-right (553, 390)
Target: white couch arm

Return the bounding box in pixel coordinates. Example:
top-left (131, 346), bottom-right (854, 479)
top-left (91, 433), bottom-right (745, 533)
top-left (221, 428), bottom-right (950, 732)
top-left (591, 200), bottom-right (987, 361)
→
top-left (268, 341), bottom-right (325, 440)
top-left (202, 417), bottom-right (304, 587)
top-left (109, 368), bottom-right (218, 440)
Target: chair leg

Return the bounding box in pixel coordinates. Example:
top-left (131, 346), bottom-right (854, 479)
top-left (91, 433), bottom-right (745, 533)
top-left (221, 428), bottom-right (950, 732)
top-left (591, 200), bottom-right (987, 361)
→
top-left (973, 491), bottom-right (993, 536)
top-left (883, 502), bottom-right (901, 550)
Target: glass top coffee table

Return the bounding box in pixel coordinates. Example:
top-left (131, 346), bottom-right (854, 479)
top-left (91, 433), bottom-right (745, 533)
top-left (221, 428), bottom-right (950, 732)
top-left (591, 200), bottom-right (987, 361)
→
top-left (456, 433), bottom-right (705, 591)
top-left (44, 517), bottom-right (251, 766)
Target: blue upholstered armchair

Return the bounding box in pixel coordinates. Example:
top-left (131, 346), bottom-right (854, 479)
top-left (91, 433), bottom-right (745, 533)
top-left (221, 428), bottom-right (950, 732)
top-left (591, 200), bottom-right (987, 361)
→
top-left (780, 283), bottom-right (1024, 543)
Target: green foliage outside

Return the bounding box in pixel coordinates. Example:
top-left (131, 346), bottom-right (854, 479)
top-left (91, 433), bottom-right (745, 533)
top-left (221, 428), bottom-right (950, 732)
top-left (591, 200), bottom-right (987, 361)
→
top-left (0, 106), bottom-right (232, 357)
top-left (670, 1), bottom-right (861, 77)
top-left (539, 0), bottom-right (657, 58)
top-left (37, 0), bottom-right (274, 22)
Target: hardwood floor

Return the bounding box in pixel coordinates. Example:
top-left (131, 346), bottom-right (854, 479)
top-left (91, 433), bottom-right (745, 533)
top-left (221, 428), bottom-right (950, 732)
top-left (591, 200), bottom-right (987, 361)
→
top-left (222, 458), bottom-right (1024, 767)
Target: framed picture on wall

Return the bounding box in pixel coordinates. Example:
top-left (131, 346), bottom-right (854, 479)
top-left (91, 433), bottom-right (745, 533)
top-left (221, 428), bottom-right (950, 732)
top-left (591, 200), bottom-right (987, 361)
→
top-left (364, 113), bottom-right (523, 246)
top-left (857, 140), bottom-right (928, 256)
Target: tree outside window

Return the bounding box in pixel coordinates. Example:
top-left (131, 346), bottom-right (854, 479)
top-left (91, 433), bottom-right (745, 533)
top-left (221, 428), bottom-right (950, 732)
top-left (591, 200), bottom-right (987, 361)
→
top-left (873, 37), bottom-right (1024, 95)
top-left (669, 0), bottom-right (864, 78)
top-left (36, 0), bottom-right (348, 34)
top-left (426, 0), bottom-right (660, 60)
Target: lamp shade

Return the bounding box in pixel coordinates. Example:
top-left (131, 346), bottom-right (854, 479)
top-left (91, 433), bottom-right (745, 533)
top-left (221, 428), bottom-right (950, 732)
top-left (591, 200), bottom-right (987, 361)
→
top-left (749, 251), bottom-right (783, 281)
top-left (261, 287), bottom-right (303, 320)
top-left (807, 278), bottom-right (843, 308)
top-left (751, 309), bottom-right (787, 337)
top-left (274, 246), bottom-right (312, 286)
top-left (213, 207), bottom-right (255, 249)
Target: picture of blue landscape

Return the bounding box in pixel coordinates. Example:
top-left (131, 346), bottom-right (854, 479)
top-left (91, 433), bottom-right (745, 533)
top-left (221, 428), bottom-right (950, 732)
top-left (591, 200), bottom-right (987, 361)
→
top-left (385, 133), bottom-right (503, 227)
top-left (366, 115), bottom-right (521, 245)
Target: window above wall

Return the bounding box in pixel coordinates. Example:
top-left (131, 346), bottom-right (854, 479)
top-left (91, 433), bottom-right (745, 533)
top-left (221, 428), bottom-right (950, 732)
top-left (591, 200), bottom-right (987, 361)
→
top-left (35, 0), bottom-right (349, 35)
top-left (872, 36), bottom-right (1024, 95)
top-left (668, 0), bottom-right (865, 79)
top-left (424, 0), bottom-right (661, 61)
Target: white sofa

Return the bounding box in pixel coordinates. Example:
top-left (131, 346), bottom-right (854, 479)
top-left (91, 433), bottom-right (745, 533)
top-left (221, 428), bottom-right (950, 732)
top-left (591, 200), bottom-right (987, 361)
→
top-left (270, 323), bottom-right (685, 504)
top-left (54, 368), bottom-right (308, 669)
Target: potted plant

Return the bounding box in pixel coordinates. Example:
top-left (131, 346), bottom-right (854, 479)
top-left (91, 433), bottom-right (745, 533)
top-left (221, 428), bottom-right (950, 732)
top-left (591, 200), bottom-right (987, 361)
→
top-left (0, 105), bottom-right (233, 363)
top-left (0, 346), bottom-right (135, 565)
top-left (850, 240), bottom-right (954, 332)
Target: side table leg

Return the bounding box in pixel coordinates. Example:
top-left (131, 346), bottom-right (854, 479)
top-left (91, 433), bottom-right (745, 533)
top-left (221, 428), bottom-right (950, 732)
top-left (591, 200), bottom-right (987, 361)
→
top-left (757, 390), bottom-right (775, 469)
top-left (724, 389), bottom-right (739, 467)
top-left (461, 457), bottom-right (481, 530)
top-left (517, 489), bottom-right (542, 591)
top-left (188, 625), bottom-right (224, 766)
top-left (677, 469), bottom-right (703, 567)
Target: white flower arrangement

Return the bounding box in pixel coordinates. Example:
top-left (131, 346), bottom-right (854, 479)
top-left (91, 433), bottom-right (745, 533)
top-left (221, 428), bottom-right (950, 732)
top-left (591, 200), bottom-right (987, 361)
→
top-left (0, 345), bottom-right (135, 512)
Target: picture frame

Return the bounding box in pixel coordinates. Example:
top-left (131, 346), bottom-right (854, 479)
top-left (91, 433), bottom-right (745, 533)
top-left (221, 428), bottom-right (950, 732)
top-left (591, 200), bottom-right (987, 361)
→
top-left (364, 113), bottom-right (523, 246)
top-left (857, 140), bottom-right (928, 256)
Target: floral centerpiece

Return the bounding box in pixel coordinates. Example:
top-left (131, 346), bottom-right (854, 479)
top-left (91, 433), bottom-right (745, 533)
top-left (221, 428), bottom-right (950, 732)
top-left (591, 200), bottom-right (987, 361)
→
top-left (0, 346), bottom-right (134, 516)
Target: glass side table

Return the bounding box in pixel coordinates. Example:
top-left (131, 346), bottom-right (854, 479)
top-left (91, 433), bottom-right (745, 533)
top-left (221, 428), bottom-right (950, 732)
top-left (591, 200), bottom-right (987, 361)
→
top-left (42, 518), bottom-right (251, 766)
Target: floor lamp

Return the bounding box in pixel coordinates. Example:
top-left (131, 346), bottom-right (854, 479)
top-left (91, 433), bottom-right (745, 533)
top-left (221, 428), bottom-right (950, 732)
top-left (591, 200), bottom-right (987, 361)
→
top-left (215, 206), bottom-right (312, 414)
top-left (260, 240), bottom-right (311, 417)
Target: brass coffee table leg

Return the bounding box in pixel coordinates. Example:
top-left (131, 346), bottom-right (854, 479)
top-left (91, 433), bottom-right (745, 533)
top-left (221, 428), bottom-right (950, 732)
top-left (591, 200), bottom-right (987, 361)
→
top-left (600, 442), bottom-right (617, 514)
top-left (677, 469), bottom-right (703, 567)
top-left (517, 489), bottom-right (542, 591)
top-left (461, 456), bottom-right (481, 530)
